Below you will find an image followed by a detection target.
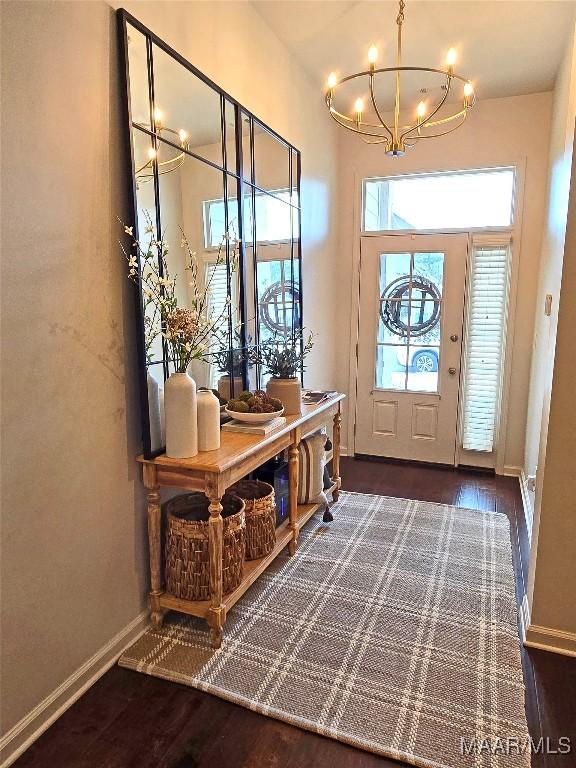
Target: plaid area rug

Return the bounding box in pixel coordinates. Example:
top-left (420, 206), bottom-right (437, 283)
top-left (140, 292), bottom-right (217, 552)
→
top-left (120, 492), bottom-right (529, 768)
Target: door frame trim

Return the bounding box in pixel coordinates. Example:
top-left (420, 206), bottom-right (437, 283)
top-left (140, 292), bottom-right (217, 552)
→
top-left (346, 159), bottom-right (526, 474)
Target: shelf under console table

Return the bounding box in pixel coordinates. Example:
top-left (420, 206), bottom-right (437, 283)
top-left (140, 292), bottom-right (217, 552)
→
top-left (137, 393), bottom-right (345, 649)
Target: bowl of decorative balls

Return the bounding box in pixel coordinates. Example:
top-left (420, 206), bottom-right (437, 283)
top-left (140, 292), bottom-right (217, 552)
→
top-left (225, 390), bottom-right (284, 423)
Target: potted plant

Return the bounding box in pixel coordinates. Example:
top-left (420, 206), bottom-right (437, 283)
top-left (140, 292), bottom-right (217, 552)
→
top-left (121, 218), bottom-right (236, 457)
top-left (249, 330), bottom-right (314, 415)
top-left (210, 333), bottom-right (246, 401)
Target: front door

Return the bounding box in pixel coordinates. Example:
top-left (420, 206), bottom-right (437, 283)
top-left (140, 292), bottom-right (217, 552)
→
top-left (355, 233), bottom-right (467, 464)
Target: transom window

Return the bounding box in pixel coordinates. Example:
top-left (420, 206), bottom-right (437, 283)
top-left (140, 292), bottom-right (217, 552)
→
top-left (363, 168), bottom-right (515, 232)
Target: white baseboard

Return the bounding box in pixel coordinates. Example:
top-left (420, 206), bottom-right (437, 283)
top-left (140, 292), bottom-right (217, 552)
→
top-left (503, 466), bottom-right (533, 541)
top-left (520, 594), bottom-right (576, 658)
top-left (0, 610), bottom-right (150, 768)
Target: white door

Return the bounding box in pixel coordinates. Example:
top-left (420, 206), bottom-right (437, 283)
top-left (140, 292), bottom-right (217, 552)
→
top-left (355, 233), bottom-right (468, 464)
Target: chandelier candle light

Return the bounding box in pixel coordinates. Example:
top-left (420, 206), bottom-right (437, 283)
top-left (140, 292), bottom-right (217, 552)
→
top-left (135, 108), bottom-right (190, 181)
top-left (325, 0), bottom-right (476, 156)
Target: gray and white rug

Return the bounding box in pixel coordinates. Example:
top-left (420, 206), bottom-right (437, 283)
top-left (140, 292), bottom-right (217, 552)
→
top-left (120, 491), bottom-right (529, 768)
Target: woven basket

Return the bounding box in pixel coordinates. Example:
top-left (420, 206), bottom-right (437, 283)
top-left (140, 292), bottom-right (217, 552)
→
top-left (164, 492), bottom-right (245, 601)
top-left (228, 479), bottom-right (276, 560)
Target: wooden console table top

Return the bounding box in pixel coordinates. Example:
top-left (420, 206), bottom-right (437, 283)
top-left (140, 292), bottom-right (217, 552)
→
top-left (138, 394), bottom-right (345, 474)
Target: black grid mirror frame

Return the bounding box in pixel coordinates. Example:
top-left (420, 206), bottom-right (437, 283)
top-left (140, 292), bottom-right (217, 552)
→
top-left (117, 9), bottom-right (303, 458)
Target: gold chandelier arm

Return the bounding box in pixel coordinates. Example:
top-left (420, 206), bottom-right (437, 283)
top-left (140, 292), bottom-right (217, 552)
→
top-left (423, 106), bottom-right (467, 128)
top-left (327, 96), bottom-right (393, 131)
top-left (369, 74), bottom-right (394, 140)
top-left (399, 72), bottom-right (452, 141)
top-left (406, 113), bottom-right (467, 140)
top-left (361, 136), bottom-right (391, 145)
top-left (328, 107), bottom-right (392, 141)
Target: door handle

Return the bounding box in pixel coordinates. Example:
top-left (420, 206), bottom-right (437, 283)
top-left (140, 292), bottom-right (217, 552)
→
top-left (450, 334), bottom-right (459, 342)
top-left (448, 367), bottom-right (457, 375)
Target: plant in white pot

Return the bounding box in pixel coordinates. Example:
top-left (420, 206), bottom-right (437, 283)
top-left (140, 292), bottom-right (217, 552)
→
top-left (122, 218), bottom-right (236, 458)
top-left (249, 330), bottom-right (314, 415)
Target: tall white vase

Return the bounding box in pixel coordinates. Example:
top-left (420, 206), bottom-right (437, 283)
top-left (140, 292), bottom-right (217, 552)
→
top-left (164, 372), bottom-right (198, 458)
top-left (197, 390), bottom-right (221, 451)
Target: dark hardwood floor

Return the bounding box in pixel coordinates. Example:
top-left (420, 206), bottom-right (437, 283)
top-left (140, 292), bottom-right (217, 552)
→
top-left (14, 458), bottom-right (576, 768)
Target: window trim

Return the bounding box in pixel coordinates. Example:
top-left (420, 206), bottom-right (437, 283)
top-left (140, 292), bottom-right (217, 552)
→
top-left (361, 165), bottom-right (517, 235)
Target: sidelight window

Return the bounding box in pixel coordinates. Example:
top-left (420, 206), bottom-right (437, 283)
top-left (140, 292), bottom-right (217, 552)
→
top-left (461, 234), bottom-right (512, 452)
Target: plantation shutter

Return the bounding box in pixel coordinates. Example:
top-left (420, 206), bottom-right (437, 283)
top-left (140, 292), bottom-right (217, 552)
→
top-left (462, 234), bottom-right (512, 452)
top-left (205, 261), bottom-right (230, 322)
top-left (204, 261), bottom-right (232, 388)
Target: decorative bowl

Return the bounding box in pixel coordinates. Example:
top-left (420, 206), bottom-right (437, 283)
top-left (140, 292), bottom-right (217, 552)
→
top-left (224, 407), bottom-right (284, 424)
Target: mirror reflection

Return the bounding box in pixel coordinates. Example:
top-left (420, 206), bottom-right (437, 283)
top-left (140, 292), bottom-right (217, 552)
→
top-left (253, 121), bottom-right (290, 195)
top-left (123, 18), bottom-right (302, 456)
top-left (151, 43), bottom-right (223, 167)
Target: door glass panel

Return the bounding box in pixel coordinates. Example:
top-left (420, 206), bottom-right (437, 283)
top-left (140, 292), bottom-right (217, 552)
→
top-left (413, 251), bottom-right (444, 290)
top-left (406, 345), bottom-right (440, 392)
top-left (375, 251), bottom-right (444, 393)
top-left (375, 345), bottom-right (409, 390)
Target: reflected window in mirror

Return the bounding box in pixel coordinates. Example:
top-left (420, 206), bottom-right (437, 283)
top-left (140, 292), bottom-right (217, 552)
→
top-left (204, 188), bottom-right (291, 248)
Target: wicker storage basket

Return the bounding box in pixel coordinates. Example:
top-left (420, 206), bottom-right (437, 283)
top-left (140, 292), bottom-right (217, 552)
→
top-left (228, 479), bottom-right (276, 560)
top-left (164, 492), bottom-right (245, 601)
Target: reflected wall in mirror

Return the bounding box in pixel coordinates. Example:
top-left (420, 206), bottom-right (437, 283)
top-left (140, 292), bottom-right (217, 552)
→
top-left (119, 10), bottom-right (302, 457)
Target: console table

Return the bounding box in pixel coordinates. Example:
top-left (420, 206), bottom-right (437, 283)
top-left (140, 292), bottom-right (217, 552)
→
top-left (138, 393), bottom-right (345, 648)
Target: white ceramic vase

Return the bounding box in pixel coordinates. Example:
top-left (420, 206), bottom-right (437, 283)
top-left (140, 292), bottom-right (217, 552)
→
top-left (197, 389), bottom-right (221, 452)
top-left (266, 377), bottom-right (302, 415)
top-left (164, 372), bottom-right (198, 458)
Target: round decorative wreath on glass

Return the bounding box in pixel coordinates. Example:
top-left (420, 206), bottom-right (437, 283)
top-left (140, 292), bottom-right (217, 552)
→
top-left (380, 274), bottom-right (441, 339)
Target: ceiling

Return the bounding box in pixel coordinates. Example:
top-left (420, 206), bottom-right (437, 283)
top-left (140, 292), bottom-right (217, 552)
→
top-left (251, 1), bottom-right (576, 104)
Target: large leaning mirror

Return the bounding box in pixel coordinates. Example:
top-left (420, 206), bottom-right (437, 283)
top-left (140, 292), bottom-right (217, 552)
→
top-left (118, 11), bottom-right (303, 457)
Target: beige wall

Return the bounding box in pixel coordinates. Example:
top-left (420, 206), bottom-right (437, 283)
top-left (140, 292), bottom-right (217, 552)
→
top-left (523, 24), bottom-right (576, 519)
top-left (335, 92), bottom-right (552, 463)
top-left (0, 0), bottom-right (339, 741)
top-left (527, 145), bottom-right (576, 640)
top-left (525, 24), bottom-right (576, 640)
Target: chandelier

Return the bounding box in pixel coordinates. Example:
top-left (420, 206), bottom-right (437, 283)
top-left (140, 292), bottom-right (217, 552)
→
top-left (324, 0), bottom-right (476, 156)
top-left (136, 108), bottom-right (189, 182)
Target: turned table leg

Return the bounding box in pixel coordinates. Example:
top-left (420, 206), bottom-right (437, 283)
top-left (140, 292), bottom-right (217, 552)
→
top-left (288, 434), bottom-right (299, 556)
top-left (143, 465), bottom-right (165, 629)
top-left (332, 404), bottom-right (342, 502)
top-left (206, 481), bottom-right (225, 649)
